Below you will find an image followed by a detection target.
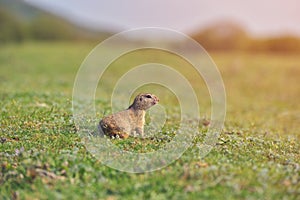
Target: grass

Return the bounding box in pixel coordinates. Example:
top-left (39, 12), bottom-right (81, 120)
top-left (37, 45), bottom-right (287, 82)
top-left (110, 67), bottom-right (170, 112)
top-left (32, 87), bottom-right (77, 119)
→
top-left (0, 42), bottom-right (299, 199)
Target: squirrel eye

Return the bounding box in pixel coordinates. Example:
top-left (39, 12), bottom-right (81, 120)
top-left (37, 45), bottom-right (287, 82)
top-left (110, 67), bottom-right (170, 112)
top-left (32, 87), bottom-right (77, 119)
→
top-left (145, 95), bottom-right (152, 98)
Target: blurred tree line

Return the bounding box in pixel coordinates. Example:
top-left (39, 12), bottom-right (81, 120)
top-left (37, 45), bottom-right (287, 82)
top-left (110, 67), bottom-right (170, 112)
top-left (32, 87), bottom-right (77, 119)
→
top-left (191, 22), bottom-right (300, 53)
top-left (0, 7), bottom-right (72, 42)
top-left (0, 6), bottom-right (110, 44)
top-left (0, 7), bottom-right (25, 42)
top-left (1, 2), bottom-right (300, 53)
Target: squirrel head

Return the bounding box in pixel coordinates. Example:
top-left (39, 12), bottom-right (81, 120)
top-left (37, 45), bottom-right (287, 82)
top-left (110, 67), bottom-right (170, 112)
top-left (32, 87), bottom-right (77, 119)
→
top-left (129, 93), bottom-right (159, 110)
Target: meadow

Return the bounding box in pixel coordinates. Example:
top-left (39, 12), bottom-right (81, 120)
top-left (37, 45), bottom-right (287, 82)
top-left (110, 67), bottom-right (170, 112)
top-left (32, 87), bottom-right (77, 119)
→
top-left (0, 42), bottom-right (299, 199)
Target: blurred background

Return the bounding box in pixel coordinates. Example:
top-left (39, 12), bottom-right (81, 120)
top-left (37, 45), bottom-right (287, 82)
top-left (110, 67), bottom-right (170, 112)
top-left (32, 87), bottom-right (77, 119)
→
top-left (1, 0), bottom-right (299, 135)
top-left (1, 0), bottom-right (300, 52)
top-left (1, 0), bottom-right (300, 127)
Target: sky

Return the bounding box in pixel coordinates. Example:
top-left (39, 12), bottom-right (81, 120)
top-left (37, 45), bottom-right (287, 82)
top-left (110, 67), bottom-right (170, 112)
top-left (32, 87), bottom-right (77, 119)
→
top-left (25, 0), bottom-right (300, 37)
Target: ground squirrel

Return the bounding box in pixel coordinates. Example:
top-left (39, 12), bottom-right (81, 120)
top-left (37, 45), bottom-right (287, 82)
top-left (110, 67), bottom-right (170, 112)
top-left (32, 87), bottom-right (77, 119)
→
top-left (99, 93), bottom-right (159, 138)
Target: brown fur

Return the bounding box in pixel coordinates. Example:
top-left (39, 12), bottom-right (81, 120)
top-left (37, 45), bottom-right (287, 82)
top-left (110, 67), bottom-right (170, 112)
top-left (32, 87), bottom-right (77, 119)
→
top-left (99, 93), bottom-right (159, 138)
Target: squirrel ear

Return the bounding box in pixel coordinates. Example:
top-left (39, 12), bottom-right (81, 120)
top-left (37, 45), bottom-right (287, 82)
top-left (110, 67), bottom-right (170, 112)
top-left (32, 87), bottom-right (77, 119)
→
top-left (139, 97), bottom-right (143, 101)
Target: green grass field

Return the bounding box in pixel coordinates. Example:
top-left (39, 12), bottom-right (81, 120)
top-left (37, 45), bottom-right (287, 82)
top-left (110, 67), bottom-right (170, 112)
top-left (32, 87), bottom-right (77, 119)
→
top-left (0, 42), bottom-right (299, 199)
